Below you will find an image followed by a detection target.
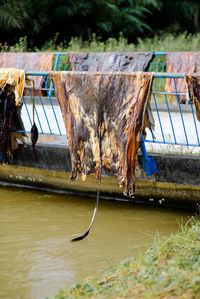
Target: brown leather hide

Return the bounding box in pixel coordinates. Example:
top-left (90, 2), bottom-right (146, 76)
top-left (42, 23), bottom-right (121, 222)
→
top-left (51, 71), bottom-right (153, 196)
top-left (0, 52), bottom-right (54, 94)
top-left (0, 69), bottom-right (26, 161)
top-left (165, 52), bottom-right (200, 102)
top-left (185, 74), bottom-right (200, 121)
top-left (68, 52), bottom-right (154, 72)
top-left (0, 86), bottom-right (15, 162)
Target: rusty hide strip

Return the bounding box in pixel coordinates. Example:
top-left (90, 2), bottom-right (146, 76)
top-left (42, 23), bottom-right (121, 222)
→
top-left (68, 52), bottom-right (154, 72)
top-left (0, 52), bottom-right (54, 94)
top-left (165, 52), bottom-right (200, 103)
top-left (0, 85), bottom-right (15, 162)
top-left (185, 74), bottom-right (200, 121)
top-left (0, 68), bottom-right (25, 106)
top-left (0, 69), bottom-right (26, 162)
top-left (51, 71), bottom-right (154, 197)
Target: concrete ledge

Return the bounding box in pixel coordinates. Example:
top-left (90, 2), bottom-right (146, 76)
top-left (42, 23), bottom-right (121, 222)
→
top-left (0, 143), bottom-right (199, 210)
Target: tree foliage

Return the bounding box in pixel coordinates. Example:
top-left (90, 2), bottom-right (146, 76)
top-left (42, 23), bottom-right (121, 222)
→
top-left (0, 0), bottom-right (28, 31)
top-left (0, 0), bottom-right (199, 48)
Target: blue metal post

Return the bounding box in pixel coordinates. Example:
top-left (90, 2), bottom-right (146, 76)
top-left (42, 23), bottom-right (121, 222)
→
top-left (140, 135), bottom-right (157, 176)
top-left (49, 53), bottom-right (61, 96)
top-left (54, 53), bottom-right (61, 70)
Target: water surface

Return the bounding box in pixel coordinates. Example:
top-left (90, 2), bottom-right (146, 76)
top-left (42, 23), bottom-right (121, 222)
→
top-left (0, 186), bottom-right (193, 299)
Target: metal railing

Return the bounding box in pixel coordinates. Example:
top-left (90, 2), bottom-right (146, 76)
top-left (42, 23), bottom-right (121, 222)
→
top-left (7, 52), bottom-right (198, 178)
top-left (20, 71), bottom-right (200, 149)
top-left (20, 72), bottom-right (65, 136)
top-left (147, 73), bottom-right (200, 147)
top-left (53, 53), bottom-right (69, 71)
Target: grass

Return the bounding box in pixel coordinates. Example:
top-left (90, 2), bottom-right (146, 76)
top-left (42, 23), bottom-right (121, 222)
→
top-left (7, 32), bottom-right (200, 53)
top-left (50, 217), bottom-right (200, 299)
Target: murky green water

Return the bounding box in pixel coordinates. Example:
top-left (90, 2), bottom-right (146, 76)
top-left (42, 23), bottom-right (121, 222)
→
top-left (0, 186), bottom-right (193, 299)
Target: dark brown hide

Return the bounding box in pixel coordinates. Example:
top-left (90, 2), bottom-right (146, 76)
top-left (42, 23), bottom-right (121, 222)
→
top-left (68, 51), bottom-right (155, 137)
top-left (0, 85), bottom-right (15, 162)
top-left (68, 52), bottom-right (154, 72)
top-left (51, 71), bottom-right (153, 196)
top-left (185, 74), bottom-right (200, 121)
top-left (165, 52), bottom-right (200, 103)
top-left (0, 53), bottom-right (54, 95)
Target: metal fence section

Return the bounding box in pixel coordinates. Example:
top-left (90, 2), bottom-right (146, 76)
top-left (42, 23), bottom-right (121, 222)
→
top-left (53, 53), bottom-right (69, 71)
top-left (19, 71), bottom-right (200, 150)
top-left (146, 73), bottom-right (200, 147)
top-left (21, 72), bottom-right (65, 136)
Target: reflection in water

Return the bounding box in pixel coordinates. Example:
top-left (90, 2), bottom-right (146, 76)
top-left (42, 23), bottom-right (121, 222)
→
top-left (0, 186), bottom-right (193, 299)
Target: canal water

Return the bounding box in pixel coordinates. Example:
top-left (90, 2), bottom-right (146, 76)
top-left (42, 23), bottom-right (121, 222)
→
top-left (0, 186), bottom-right (193, 299)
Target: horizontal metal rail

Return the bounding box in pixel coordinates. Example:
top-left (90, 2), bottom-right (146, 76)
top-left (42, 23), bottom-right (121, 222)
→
top-left (25, 71), bottom-right (183, 78)
top-left (25, 71), bottom-right (184, 79)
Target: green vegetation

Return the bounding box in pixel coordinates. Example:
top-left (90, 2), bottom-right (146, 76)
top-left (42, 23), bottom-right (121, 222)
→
top-left (7, 32), bottom-right (200, 53)
top-left (51, 218), bottom-right (200, 299)
top-left (0, 0), bottom-right (200, 49)
top-left (0, 0), bottom-right (160, 47)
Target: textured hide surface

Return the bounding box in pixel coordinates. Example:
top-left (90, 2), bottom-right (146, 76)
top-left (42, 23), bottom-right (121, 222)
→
top-left (68, 52), bottom-right (154, 72)
top-left (51, 71), bottom-right (153, 196)
top-left (0, 52), bottom-right (54, 94)
top-left (165, 52), bottom-right (200, 102)
top-left (0, 86), bottom-right (15, 162)
top-left (0, 69), bottom-right (26, 161)
top-left (185, 74), bottom-right (200, 121)
top-left (0, 68), bottom-right (25, 106)
top-left (0, 52), bottom-right (53, 70)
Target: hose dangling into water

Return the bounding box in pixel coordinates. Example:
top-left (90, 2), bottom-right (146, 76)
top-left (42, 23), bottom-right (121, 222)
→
top-left (71, 124), bottom-right (102, 242)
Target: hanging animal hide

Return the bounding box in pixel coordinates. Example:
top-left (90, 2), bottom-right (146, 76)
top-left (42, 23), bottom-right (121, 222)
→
top-left (0, 52), bottom-right (54, 95)
top-left (51, 71), bottom-right (154, 196)
top-left (0, 68), bottom-right (25, 106)
top-left (68, 51), bottom-right (155, 137)
top-left (0, 69), bottom-right (26, 162)
top-left (0, 85), bottom-right (15, 162)
top-left (185, 74), bottom-right (200, 121)
top-left (165, 52), bottom-right (200, 103)
top-left (68, 52), bottom-right (154, 72)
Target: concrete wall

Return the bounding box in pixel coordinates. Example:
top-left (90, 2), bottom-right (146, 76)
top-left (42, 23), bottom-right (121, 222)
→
top-left (0, 143), bottom-right (199, 210)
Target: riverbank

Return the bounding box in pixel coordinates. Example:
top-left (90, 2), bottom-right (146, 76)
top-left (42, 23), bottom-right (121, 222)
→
top-left (51, 217), bottom-right (200, 299)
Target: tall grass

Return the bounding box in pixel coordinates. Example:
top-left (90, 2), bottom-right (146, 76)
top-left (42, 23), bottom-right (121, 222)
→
top-left (8, 32), bottom-right (200, 53)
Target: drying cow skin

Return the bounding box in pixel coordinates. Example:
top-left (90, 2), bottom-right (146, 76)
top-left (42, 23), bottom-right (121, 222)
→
top-left (0, 53), bottom-right (54, 95)
top-left (165, 52), bottom-right (200, 103)
top-left (68, 52), bottom-right (154, 72)
top-left (0, 69), bottom-right (26, 161)
top-left (0, 68), bottom-right (25, 106)
top-left (51, 71), bottom-right (154, 197)
top-left (185, 74), bottom-right (200, 121)
top-left (0, 85), bottom-right (15, 162)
